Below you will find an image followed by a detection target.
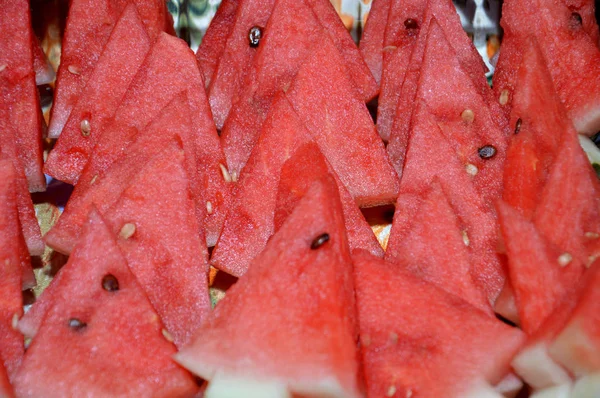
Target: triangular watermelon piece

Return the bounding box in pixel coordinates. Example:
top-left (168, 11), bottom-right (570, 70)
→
top-left (395, 103), bottom-right (505, 303)
top-left (358, 0), bottom-right (392, 88)
top-left (104, 141), bottom-right (211, 348)
top-left (221, 0), bottom-right (377, 176)
top-left (0, 0), bottom-right (45, 192)
top-left (274, 142), bottom-right (384, 258)
top-left (47, 0), bottom-right (172, 138)
top-left (44, 4), bottom-right (152, 184)
top-left (353, 249), bottom-right (525, 398)
top-left (44, 93), bottom-right (199, 255)
top-left (0, 160), bottom-right (26, 380)
top-left (13, 209), bottom-right (198, 397)
top-left (68, 33), bottom-right (229, 247)
top-left (176, 177), bottom-right (361, 398)
top-left (497, 201), bottom-right (585, 335)
top-left (285, 35), bottom-right (399, 207)
top-left (386, 180), bottom-right (490, 312)
top-left (32, 36), bottom-right (54, 86)
top-left (0, 108), bottom-right (43, 259)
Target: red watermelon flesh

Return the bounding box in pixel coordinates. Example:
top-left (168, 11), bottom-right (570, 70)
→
top-left (358, 0), bottom-right (392, 87)
top-left (498, 201), bottom-right (585, 335)
top-left (274, 142), bottom-right (384, 258)
top-left (221, 0), bottom-right (378, 176)
top-left (207, 0), bottom-right (275, 129)
top-left (211, 94), bottom-right (311, 277)
top-left (353, 249), bottom-right (525, 398)
top-left (70, 33), bottom-right (229, 247)
top-left (32, 37), bottom-right (54, 86)
top-left (285, 35), bottom-right (399, 207)
top-left (104, 141), bottom-right (211, 348)
top-left (44, 93), bottom-right (198, 256)
top-left (0, 160), bottom-right (26, 379)
top-left (13, 210), bottom-right (198, 398)
top-left (386, 180), bottom-right (490, 312)
top-left (177, 177), bottom-right (361, 398)
top-left (44, 4), bottom-right (151, 185)
top-left (494, 279), bottom-right (521, 327)
top-left (196, 0), bottom-right (240, 88)
top-left (0, 108), bottom-right (44, 259)
top-left (397, 103), bottom-right (505, 303)
top-left (0, 362), bottom-right (13, 398)
top-left (549, 259), bottom-right (600, 377)
top-left (47, 0), bottom-right (171, 139)
top-left (0, 0), bottom-right (45, 193)
top-left (563, 0), bottom-right (600, 44)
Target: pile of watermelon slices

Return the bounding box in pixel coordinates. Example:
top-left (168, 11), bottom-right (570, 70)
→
top-left (0, 0), bottom-right (599, 396)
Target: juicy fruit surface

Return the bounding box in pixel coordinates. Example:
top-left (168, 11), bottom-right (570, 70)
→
top-left (177, 178), bottom-right (360, 398)
top-left (358, 0), bottom-right (392, 87)
top-left (14, 210), bottom-right (198, 398)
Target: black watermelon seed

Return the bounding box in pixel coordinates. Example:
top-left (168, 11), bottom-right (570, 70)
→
top-left (248, 26), bottom-right (263, 48)
top-left (478, 145), bottom-right (497, 159)
top-left (404, 18), bottom-right (419, 30)
top-left (68, 318), bottom-right (87, 331)
top-left (102, 274), bottom-right (120, 292)
top-left (311, 233), bottom-right (330, 250)
top-left (514, 118), bottom-right (522, 134)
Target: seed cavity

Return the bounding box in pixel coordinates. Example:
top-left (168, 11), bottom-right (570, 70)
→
top-left (499, 89), bottom-right (510, 105)
top-left (206, 201), bottom-right (213, 215)
top-left (248, 26), bottom-right (263, 47)
top-left (80, 119), bottom-right (91, 137)
top-left (387, 385), bottom-right (397, 397)
top-left (465, 163), bottom-right (479, 176)
top-left (162, 328), bottom-right (174, 342)
top-left (311, 233), bottom-right (330, 250)
top-left (461, 109), bottom-right (475, 123)
top-left (102, 274), bottom-right (120, 292)
top-left (478, 145), bottom-right (497, 159)
top-left (68, 318), bottom-right (87, 331)
top-left (558, 252), bottom-right (572, 267)
top-left (11, 313), bottom-right (19, 330)
top-left (67, 64), bottom-right (81, 75)
top-left (404, 18), bottom-right (419, 30)
top-left (514, 118), bottom-right (522, 134)
top-left (462, 230), bottom-right (470, 247)
top-left (219, 164), bottom-right (232, 183)
top-left (119, 223), bottom-right (136, 240)
top-left (570, 12), bottom-right (583, 28)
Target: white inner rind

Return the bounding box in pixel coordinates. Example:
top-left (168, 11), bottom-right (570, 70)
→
top-left (530, 383), bottom-right (573, 398)
top-left (512, 342), bottom-right (572, 390)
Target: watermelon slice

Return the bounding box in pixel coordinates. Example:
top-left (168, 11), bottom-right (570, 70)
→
top-left (494, 0), bottom-right (600, 135)
top-left (221, 0), bottom-right (377, 176)
top-left (32, 37), bottom-right (54, 86)
top-left (285, 34), bottom-right (399, 207)
top-left (497, 201), bottom-right (585, 335)
top-left (358, 0), bottom-right (392, 88)
top-left (274, 142), bottom-right (384, 258)
top-left (0, 0), bottom-right (45, 192)
top-left (0, 160), bottom-right (26, 379)
top-left (393, 102), bottom-right (505, 303)
top-left (385, 180), bottom-right (490, 312)
top-left (44, 93), bottom-right (198, 256)
top-left (44, 4), bottom-right (151, 185)
top-left (64, 33), bottom-right (229, 247)
top-left (47, 0), bottom-right (172, 139)
top-left (176, 177), bottom-right (361, 398)
top-left (104, 141), bottom-right (211, 348)
top-left (353, 249), bottom-right (525, 398)
top-left (0, 108), bottom-right (44, 259)
top-left (13, 209), bottom-right (198, 397)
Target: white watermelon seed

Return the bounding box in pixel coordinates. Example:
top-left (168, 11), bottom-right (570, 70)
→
top-left (162, 328), bottom-right (174, 342)
top-left (80, 119), bottom-right (91, 137)
top-left (67, 64), bottom-right (81, 75)
top-left (0, 65), bottom-right (6, 73)
top-left (387, 385), bottom-right (397, 397)
top-left (206, 201), bottom-right (213, 215)
top-left (383, 45), bottom-right (398, 52)
top-left (219, 164), bottom-right (232, 183)
top-left (90, 174), bottom-right (98, 185)
top-left (361, 334), bottom-right (371, 347)
top-left (462, 230), bottom-right (470, 247)
top-left (587, 254), bottom-right (599, 268)
top-left (4, 259), bottom-right (10, 266)
top-left (389, 332), bottom-right (398, 344)
top-left (465, 163), bottom-right (479, 176)
top-left (406, 389), bottom-right (413, 398)
top-left (119, 223), bottom-right (136, 240)
top-left (558, 253), bottom-right (572, 267)
top-left (461, 109), bottom-right (475, 123)
top-left (584, 232), bottom-right (599, 239)
top-left (11, 313), bottom-right (19, 330)
top-left (231, 170), bottom-right (239, 183)
top-left (499, 90), bottom-right (510, 105)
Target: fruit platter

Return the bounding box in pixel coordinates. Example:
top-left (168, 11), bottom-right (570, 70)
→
top-left (1, 0), bottom-right (600, 396)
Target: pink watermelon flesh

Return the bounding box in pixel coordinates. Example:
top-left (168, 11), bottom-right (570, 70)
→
top-left (358, 0), bottom-right (392, 88)
top-left (32, 36), bottom-right (54, 86)
top-left (385, 180), bottom-right (491, 312)
top-left (104, 141), bottom-right (211, 348)
top-left (47, 0), bottom-right (172, 138)
top-left (0, 0), bottom-right (45, 192)
top-left (211, 94), bottom-right (311, 277)
top-left (0, 361), bottom-right (13, 398)
top-left (494, 0), bottom-right (600, 135)
top-left (497, 201), bottom-right (585, 335)
top-left (221, 0), bottom-right (377, 176)
top-left (0, 160), bottom-right (26, 380)
top-left (196, 0), bottom-right (239, 88)
top-left (68, 33), bottom-right (229, 247)
top-left (0, 108), bottom-right (44, 259)
top-left (44, 4), bottom-right (151, 185)
top-left (353, 249), bottom-right (525, 398)
top-left (549, 259), bottom-right (600, 377)
top-left (395, 102), bottom-right (505, 303)
top-left (13, 210), bottom-right (198, 397)
top-left (45, 94), bottom-right (199, 256)
top-left (177, 177), bottom-right (361, 398)
top-left (285, 35), bottom-right (399, 207)
top-left (274, 142), bottom-right (384, 258)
